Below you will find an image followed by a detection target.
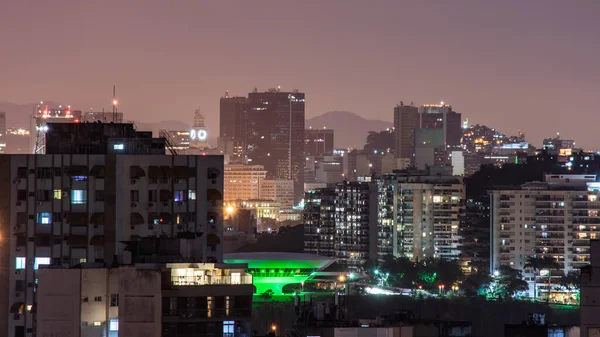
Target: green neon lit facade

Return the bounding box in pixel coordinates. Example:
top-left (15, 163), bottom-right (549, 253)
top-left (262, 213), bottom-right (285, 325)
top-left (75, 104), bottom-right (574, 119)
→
top-left (224, 253), bottom-right (335, 295)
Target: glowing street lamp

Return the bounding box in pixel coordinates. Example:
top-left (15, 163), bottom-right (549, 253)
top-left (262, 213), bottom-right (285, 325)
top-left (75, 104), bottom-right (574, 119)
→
top-left (226, 205), bottom-right (235, 215)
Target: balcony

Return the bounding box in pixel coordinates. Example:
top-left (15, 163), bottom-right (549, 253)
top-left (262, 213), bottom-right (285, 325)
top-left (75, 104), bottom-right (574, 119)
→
top-left (164, 308), bottom-right (251, 319)
top-left (171, 275), bottom-right (252, 286)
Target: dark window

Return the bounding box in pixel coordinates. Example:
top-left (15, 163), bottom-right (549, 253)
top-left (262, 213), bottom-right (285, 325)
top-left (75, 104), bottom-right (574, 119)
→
top-left (17, 168), bottom-right (27, 178)
top-left (130, 190), bottom-right (139, 202)
top-left (110, 294), bottom-right (118, 307)
top-left (17, 190), bottom-right (27, 201)
top-left (95, 190), bottom-right (105, 202)
top-left (149, 190), bottom-right (158, 202)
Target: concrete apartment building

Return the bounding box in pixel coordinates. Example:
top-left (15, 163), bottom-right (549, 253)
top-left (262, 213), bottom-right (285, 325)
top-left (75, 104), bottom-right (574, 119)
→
top-left (304, 168), bottom-right (464, 267)
top-left (37, 261), bottom-right (253, 337)
top-left (491, 174), bottom-right (600, 299)
top-left (0, 122), bottom-right (226, 337)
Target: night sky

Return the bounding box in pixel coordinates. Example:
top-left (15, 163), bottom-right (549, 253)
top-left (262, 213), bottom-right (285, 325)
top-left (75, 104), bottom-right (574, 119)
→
top-left (1, 1), bottom-right (598, 147)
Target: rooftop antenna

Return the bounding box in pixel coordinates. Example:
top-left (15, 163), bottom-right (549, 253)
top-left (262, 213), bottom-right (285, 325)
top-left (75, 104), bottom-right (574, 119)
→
top-left (112, 85), bottom-right (118, 123)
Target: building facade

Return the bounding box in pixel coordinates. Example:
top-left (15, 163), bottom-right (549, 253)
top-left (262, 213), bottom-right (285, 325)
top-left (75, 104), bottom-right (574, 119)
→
top-left (223, 164), bottom-right (267, 202)
top-left (490, 174), bottom-right (600, 298)
top-left (245, 89), bottom-right (305, 204)
top-left (219, 93), bottom-right (248, 162)
top-left (304, 168), bottom-right (465, 267)
top-left (0, 123), bottom-right (225, 337)
top-left (393, 103), bottom-right (419, 161)
top-left (305, 128), bottom-right (334, 157)
top-left (37, 263), bottom-right (253, 337)
top-left (258, 179), bottom-right (294, 211)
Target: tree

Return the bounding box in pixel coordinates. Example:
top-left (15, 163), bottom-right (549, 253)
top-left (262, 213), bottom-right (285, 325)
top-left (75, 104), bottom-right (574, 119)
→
top-left (363, 130), bottom-right (394, 154)
top-left (488, 265), bottom-right (528, 300)
top-left (463, 271), bottom-right (492, 297)
top-left (524, 256), bottom-right (560, 300)
top-left (559, 270), bottom-right (580, 304)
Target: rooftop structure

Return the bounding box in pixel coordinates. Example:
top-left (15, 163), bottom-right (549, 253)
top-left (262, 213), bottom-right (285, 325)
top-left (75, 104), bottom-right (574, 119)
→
top-left (224, 252), bottom-right (335, 295)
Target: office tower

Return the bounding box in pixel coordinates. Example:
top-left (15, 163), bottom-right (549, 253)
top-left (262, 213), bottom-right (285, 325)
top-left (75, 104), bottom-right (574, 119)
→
top-left (189, 108), bottom-right (210, 150)
top-left (419, 103), bottom-right (462, 147)
top-left (305, 128), bottom-right (334, 157)
top-left (165, 131), bottom-right (191, 152)
top-left (258, 179), bottom-right (294, 211)
top-left (30, 104), bottom-right (83, 154)
top-left (0, 112), bottom-right (6, 154)
top-left (245, 88), bottom-right (305, 204)
top-left (0, 122), bottom-right (224, 337)
top-left (490, 174), bottom-right (600, 300)
top-left (223, 164), bottom-right (267, 202)
top-left (393, 103), bottom-right (419, 162)
top-left (219, 93), bottom-right (248, 162)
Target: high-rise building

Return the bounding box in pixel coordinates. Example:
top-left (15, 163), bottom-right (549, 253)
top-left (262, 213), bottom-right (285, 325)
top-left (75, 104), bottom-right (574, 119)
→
top-left (258, 179), bottom-right (294, 211)
top-left (304, 168), bottom-right (465, 267)
top-left (223, 164), bottom-right (267, 202)
top-left (0, 122), bottom-right (225, 336)
top-left (245, 88), bottom-right (305, 204)
top-left (393, 103), bottom-right (419, 161)
top-left (219, 93), bottom-right (248, 162)
top-left (305, 128), bottom-right (334, 157)
top-left (490, 174), bottom-right (600, 299)
top-left (419, 103), bottom-right (462, 147)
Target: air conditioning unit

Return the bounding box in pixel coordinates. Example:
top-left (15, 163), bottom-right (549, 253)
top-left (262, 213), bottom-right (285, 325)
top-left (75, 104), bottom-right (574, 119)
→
top-left (37, 202), bottom-right (43, 206)
top-left (28, 215), bottom-right (34, 220)
top-left (13, 178), bottom-right (21, 184)
top-left (148, 225), bottom-right (154, 230)
top-left (177, 201), bottom-right (184, 206)
top-left (149, 202), bottom-right (154, 207)
top-left (93, 224), bottom-right (99, 229)
top-left (15, 248), bottom-right (22, 252)
top-left (15, 270), bottom-right (20, 275)
top-left (163, 202), bottom-right (168, 207)
top-left (130, 225), bottom-right (135, 230)
top-left (130, 202), bottom-right (137, 207)
top-left (178, 225), bottom-right (183, 230)
top-left (62, 191), bottom-right (69, 198)
top-left (16, 201), bottom-right (21, 206)
top-left (130, 179), bottom-right (137, 184)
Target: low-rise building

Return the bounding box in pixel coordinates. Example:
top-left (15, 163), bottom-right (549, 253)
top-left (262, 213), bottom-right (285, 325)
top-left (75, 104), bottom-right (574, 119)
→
top-left (37, 262), bottom-right (253, 337)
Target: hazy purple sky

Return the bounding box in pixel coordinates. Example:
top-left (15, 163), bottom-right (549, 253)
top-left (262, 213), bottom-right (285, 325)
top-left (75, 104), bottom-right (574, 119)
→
top-left (1, 1), bottom-right (599, 147)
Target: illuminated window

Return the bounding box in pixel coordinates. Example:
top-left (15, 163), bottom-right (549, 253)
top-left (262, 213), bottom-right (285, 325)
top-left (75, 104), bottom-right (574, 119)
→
top-left (15, 257), bottom-right (25, 270)
top-left (113, 144), bottom-right (124, 150)
top-left (223, 321), bottom-right (234, 336)
top-left (174, 190), bottom-right (184, 202)
top-left (109, 318), bottom-right (118, 331)
top-left (188, 190), bottom-right (196, 200)
top-left (93, 321), bottom-right (102, 327)
top-left (433, 196), bottom-right (442, 203)
top-left (71, 190), bottom-right (87, 204)
top-left (589, 195), bottom-right (598, 202)
top-left (53, 189), bottom-right (62, 200)
top-left (34, 257), bottom-right (50, 270)
top-left (36, 212), bottom-right (52, 224)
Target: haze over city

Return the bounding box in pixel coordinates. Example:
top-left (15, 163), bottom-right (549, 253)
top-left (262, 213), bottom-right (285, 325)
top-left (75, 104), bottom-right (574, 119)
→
top-left (1, 0), bottom-right (599, 147)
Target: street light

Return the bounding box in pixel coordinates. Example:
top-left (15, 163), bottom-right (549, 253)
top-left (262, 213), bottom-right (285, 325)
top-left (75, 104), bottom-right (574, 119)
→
top-left (271, 324), bottom-right (277, 332)
top-left (338, 274), bottom-right (346, 283)
top-left (226, 205), bottom-right (235, 215)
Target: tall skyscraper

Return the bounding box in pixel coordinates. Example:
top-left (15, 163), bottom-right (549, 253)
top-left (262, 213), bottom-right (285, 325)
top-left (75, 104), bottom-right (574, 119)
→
top-left (419, 103), bottom-right (462, 147)
top-left (245, 88), bottom-right (305, 204)
top-left (393, 103), bottom-right (419, 162)
top-left (219, 92), bottom-right (248, 162)
top-left (305, 128), bottom-right (334, 156)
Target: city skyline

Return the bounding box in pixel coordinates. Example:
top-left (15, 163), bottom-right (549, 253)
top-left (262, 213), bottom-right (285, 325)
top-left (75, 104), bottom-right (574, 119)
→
top-left (1, 1), bottom-right (599, 147)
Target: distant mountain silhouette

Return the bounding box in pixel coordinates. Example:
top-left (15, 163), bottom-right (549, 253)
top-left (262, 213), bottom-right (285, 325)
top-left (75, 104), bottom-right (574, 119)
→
top-left (306, 111), bottom-right (392, 149)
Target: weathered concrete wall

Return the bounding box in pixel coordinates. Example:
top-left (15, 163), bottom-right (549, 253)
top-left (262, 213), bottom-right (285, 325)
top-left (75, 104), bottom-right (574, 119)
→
top-left (119, 267), bottom-right (161, 337)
